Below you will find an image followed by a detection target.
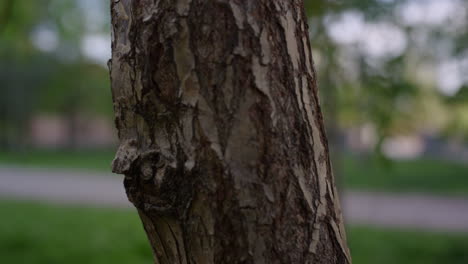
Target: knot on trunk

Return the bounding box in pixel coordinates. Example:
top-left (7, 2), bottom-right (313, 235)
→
top-left (111, 138), bottom-right (139, 174)
top-left (113, 139), bottom-right (194, 216)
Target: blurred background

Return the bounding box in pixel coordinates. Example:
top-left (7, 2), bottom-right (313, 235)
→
top-left (1, 0), bottom-right (468, 263)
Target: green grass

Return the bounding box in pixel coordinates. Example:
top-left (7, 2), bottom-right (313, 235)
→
top-left (1, 149), bottom-right (468, 194)
top-left (0, 200), bottom-right (467, 264)
top-left (0, 149), bottom-right (115, 171)
top-left (341, 156), bottom-right (468, 195)
top-left (348, 227), bottom-right (468, 264)
top-left (0, 200), bottom-right (152, 264)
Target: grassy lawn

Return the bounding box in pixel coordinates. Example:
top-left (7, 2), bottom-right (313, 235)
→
top-left (349, 227), bottom-right (468, 264)
top-left (0, 200), bottom-right (152, 264)
top-left (0, 149), bottom-right (115, 171)
top-left (341, 156), bottom-right (468, 195)
top-left (0, 200), bottom-right (467, 264)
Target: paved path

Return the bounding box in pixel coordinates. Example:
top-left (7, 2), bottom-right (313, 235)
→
top-left (342, 191), bottom-right (468, 232)
top-left (0, 166), bottom-right (129, 208)
top-left (1, 166), bottom-right (468, 232)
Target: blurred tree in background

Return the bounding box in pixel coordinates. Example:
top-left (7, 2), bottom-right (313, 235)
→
top-left (305, 0), bottom-right (468, 153)
top-left (0, 0), bottom-right (112, 149)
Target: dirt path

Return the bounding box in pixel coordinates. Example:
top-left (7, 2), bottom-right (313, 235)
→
top-left (1, 166), bottom-right (468, 232)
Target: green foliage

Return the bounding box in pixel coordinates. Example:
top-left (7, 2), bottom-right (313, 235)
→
top-left (0, 0), bottom-right (112, 117)
top-left (446, 86), bottom-right (468, 104)
top-left (306, 0), bottom-right (468, 148)
top-left (1, 0), bottom-right (48, 45)
top-left (38, 62), bottom-right (113, 116)
top-left (305, 0), bottom-right (395, 15)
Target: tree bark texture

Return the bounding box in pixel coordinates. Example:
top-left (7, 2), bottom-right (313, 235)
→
top-left (109, 0), bottom-right (351, 263)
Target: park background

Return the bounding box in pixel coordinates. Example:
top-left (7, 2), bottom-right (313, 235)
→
top-left (1, 0), bottom-right (468, 263)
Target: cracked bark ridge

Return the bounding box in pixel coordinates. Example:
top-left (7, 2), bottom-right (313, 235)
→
top-left (109, 0), bottom-right (352, 263)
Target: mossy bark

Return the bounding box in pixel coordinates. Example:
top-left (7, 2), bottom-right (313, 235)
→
top-left (109, 0), bottom-right (351, 263)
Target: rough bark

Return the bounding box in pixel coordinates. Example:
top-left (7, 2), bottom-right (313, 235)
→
top-left (109, 0), bottom-right (351, 263)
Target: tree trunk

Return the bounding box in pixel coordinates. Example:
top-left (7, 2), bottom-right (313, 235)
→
top-left (109, 0), bottom-right (351, 263)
